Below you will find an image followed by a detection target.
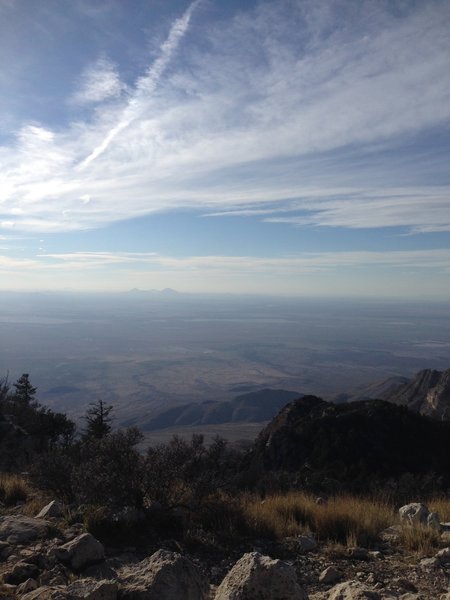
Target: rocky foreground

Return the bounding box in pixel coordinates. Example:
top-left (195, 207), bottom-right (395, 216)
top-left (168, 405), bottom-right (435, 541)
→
top-left (0, 501), bottom-right (450, 600)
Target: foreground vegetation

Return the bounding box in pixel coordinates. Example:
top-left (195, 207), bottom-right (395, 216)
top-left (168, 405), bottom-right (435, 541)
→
top-left (1, 373), bottom-right (450, 557)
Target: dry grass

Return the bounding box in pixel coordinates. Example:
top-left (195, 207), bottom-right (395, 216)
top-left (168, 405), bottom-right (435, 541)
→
top-left (0, 473), bottom-right (30, 507)
top-left (429, 498), bottom-right (450, 522)
top-left (240, 492), bottom-right (395, 546)
top-left (398, 524), bottom-right (442, 555)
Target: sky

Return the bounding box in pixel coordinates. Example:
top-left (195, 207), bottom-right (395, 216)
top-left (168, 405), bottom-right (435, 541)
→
top-left (0, 0), bottom-right (450, 298)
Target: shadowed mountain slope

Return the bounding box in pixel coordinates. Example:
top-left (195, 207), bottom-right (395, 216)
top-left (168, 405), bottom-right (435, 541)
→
top-left (136, 389), bottom-right (301, 431)
top-left (251, 396), bottom-right (450, 487)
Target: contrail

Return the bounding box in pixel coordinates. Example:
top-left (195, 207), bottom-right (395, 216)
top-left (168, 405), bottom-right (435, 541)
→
top-left (78, 0), bottom-right (201, 170)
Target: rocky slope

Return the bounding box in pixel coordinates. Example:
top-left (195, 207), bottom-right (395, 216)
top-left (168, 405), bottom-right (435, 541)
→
top-left (380, 368), bottom-right (450, 420)
top-left (1, 501), bottom-right (450, 599)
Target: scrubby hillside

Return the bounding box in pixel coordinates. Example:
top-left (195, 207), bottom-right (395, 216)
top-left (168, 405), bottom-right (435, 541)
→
top-left (251, 395), bottom-right (450, 494)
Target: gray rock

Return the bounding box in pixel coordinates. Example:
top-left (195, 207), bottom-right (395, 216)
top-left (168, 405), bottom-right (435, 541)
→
top-left (3, 560), bottom-right (40, 584)
top-left (347, 547), bottom-right (370, 561)
top-left (16, 578), bottom-right (39, 595)
top-left (435, 547), bottom-right (450, 564)
top-left (21, 586), bottom-right (68, 600)
top-left (285, 534), bottom-right (317, 553)
top-left (54, 533), bottom-right (105, 572)
top-left (398, 503), bottom-right (429, 526)
top-left (67, 578), bottom-right (118, 600)
top-left (0, 540), bottom-right (11, 560)
top-left (427, 511), bottom-right (441, 530)
top-left (319, 566), bottom-right (342, 584)
top-left (379, 526), bottom-right (401, 543)
top-left (119, 549), bottom-right (208, 600)
top-left (419, 556), bottom-right (441, 570)
top-left (214, 551), bottom-right (307, 600)
top-left (328, 581), bottom-right (380, 599)
top-left (441, 531), bottom-right (450, 544)
top-left (0, 515), bottom-right (51, 544)
top-left (36, 501), bottom-right (64, 520)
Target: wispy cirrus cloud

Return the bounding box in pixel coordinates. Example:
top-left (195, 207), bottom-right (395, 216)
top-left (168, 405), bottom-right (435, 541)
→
top-left (71, 57), bottom-right (126, 105)
top-left (25, 248), bottom-right (450, 273)
top-left (0, 0), bottom-right (449, 235)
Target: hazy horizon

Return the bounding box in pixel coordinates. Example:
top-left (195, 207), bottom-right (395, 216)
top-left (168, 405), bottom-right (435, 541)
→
top-left (1, 292), bottom-right (449, 432)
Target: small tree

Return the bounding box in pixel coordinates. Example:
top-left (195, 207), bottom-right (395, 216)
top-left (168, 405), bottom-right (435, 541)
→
top-left (84, 400), bottom-right (113, 439)
top-left (13, 373), bottom-right (37, 406)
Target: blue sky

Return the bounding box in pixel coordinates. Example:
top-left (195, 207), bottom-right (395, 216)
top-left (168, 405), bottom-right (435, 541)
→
top-left (1, 0), bottom-right (450, 297)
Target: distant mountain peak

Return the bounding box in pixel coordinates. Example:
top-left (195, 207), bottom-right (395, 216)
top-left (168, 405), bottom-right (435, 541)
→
top-left (381, 367), bottom-right (450, 419)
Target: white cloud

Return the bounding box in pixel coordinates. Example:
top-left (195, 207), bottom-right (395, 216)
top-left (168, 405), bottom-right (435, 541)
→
top-left (0, 0), bottom-right (449, 234)
top-left (72, 57), bottom-right (126, 105)
top-left (29, 248), bottom-right (450, 273)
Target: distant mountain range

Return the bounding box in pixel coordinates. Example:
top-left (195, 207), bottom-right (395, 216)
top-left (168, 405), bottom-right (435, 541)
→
top-left (132, 389), bottom-right (301, 431)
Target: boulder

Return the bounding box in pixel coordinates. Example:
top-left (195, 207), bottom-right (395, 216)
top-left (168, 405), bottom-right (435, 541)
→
top-left (21, 587), bottom-right (68, 600)
top-left (328, 581), bottom-right (380, 599)
top-left (67, 578), bottom-right (118, 600)
top-left (419, 557), bottom-right (441, 570)
top-left (0, 515), bottom-right (51, 544)
top-left (284, 534), bottom-right (317, 553)
top-left (398, 503), bottom-right (429, 526)
top-left (436, 547), bottom-right (450, 564)
top-left (3, 560), bottom-right (40, 584)
top-left (427, 511), bottom-right (441, 530)
top-left (119, 549), bottom-right (208, 600)
top-left (36, 501), bottom-right (64, 520)
top-left (347, 548), bottom-right (370, 561)
top-left (319, 566), bottom-right (342, 584)
top-left (16, 578), bottom-right (39, 595)
top-left (214, 551), bottom-right (307, 600)
top-left (54, 533), bottom-right (105, 572)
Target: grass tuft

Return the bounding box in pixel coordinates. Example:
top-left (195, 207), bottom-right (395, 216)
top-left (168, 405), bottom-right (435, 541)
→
top-left (239, 492), bottom-right (395, 546)
top-left (0, 473), bottom-right (30, 506)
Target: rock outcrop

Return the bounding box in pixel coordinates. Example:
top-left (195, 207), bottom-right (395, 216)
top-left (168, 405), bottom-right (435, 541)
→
top-left (118, 549), bottom-right (208, 600)
top-left (54, 533), bottom-right (105, 572)
top-left (381, 368), bottom-right (450, 420)
top-left (214, 552), bottom-right (307, 600)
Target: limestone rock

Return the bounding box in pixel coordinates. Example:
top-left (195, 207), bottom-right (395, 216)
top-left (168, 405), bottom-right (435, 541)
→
top-left (285, 534), bottom-right (317, 553)
top-left (398, 503), bottom-right (429, 526)
top-left (436, 547), bottom-right (450, 564)
top-left (21, 586), bottom-right (68, 600)
top-left (419, 557), bottom-right (441, 570)
top-left (36, 501), bottom-right (64, 520)
top-left (54, 533), bottom-right (105, 572)
top-left (119, 549), bottom-right (208, 600)
top-left (427, 511), bottom-right (441, 530)
top-left (327, 581), bottom-right (380, 599)
top-left (319, 566), bottom-right (342, 584)
top-left (3, 560), bottom-right (39, 584)
top-left (16, 578), bottom-right (39, 595)
top-left (0, 540), bottom-right (11, 560)
top-left (347, 548), bottom-right (370, 561)
top-left (0, 515), bottom-right (51, 544)
top-left (214, 551), bottom-right (307, 600)
top-left (67, 578), bottom-right (118, 600)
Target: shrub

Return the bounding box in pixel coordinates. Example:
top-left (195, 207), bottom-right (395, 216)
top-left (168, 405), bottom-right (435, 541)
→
top-left (0, 473), bottom-right (30, 506)
top-left (143, 435), bottom-right (242, 509)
